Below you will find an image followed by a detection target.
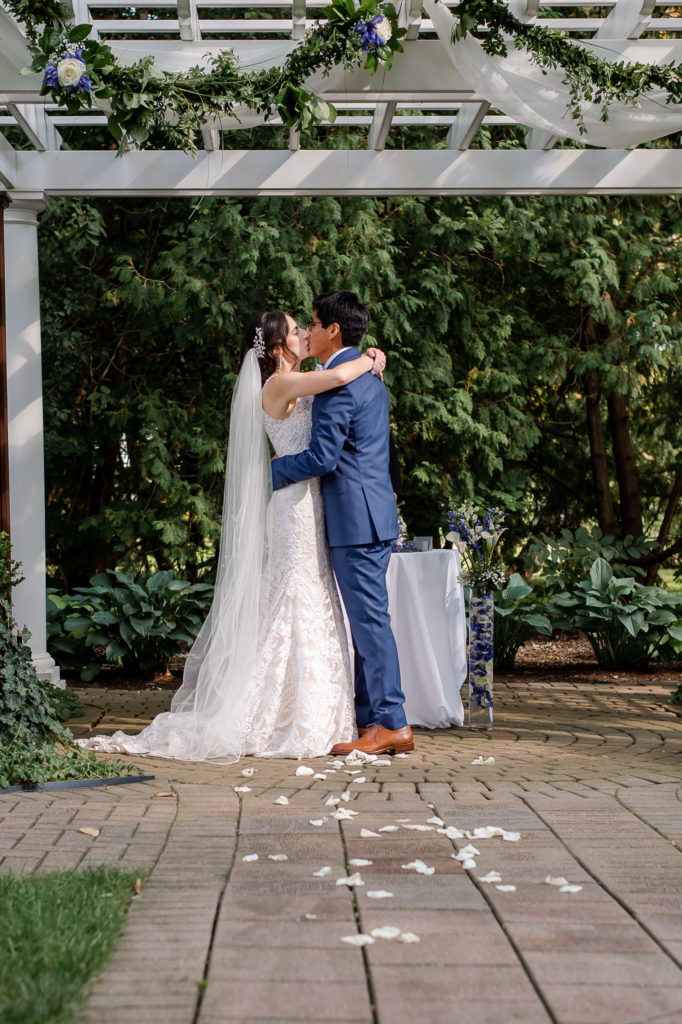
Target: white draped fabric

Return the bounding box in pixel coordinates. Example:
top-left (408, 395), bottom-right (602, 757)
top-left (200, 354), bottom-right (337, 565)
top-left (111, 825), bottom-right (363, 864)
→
top-left (386, 550), bottom-right (467, 729)
top-left (425, 0), bottom-right (682, 148)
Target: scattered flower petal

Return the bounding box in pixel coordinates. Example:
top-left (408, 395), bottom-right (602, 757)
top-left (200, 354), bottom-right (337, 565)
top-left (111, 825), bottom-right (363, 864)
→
top-left (402, 824), bottom-right (435, 832)
top-left (427, 816), bottom-right (444, 826)
top-left (379, 825), bottom-right (398, 832)
top-left (309, 819), bottom-right (328, 827)
top-left (373, 758), bottom-right (392, 766)
top-left (479, 871), bottom-right (502, 884)
top-left (268, 854), bottom-right (288, 861)
top-left (332, 808), bottom-right (357, 820)
top-left (296, 765), bottom-right (315, 776)
top-left (325, 796), bottom-right (341, 806)
top-left (340, 934), bottom-right (374, 946)
top-left (234, 786), bottom-right (251, 793)
top-left (336, 872), bottom-right (364, 887)
top-left (396, 818), bottom-right (411, 823)
top-left (274, 795), bottom-right (289, 806)
top-left (304, 913), bottom-right (317, 920)
top-left (559, 884), bottom-right (583, 894)
top-left (401, 860), bottom-right (435, 875)
top-left (313, 773), bottom-right (327, 781)
top-left (439, 826), bottom-right (466, 839)
top-left (78, 827), bottom-right (100, 838)
top-left (312, 866), bottom-right (332, 877)
top-left (461, 858), bottom-right (477, 870)
top-left (367, 890), bottom-right (394, 899)
top-left (351, 777), bottom-right (367, 784)
top-left (345, 770), bottom-right (362, 775)
top-left (241, 767), bottom-right (256, 777)
top-left (495, 884), bottom-right (516, 892)
top-left (340, 792), bottom-right (352, 802)
top-left (395, 752), bottom-right (410, 758)
top-left (454, 844), bottom-right (480, 861)
top-left (370, 926), bottom-right (401, 940)
top-left (349, 858), bottom-right (372, 867)
top-left (360, 829), bottom-right (381, 838)
top-left (153, 792), bottom-right (176, 798)
top-left (328, 760), bottom-right (345, 768)
top-left (398, 932), bottom-right (420, 944)
top-left (544, 875), bottom-right (570, 887)
top-left (471, 756), bottom-right (495, 765)
top-left (242, 854), bottom-right (259, 862)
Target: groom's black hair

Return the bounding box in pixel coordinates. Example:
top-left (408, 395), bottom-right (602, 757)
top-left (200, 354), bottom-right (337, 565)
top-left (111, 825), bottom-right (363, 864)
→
top-left (313, 291), bottom-right (369, 349)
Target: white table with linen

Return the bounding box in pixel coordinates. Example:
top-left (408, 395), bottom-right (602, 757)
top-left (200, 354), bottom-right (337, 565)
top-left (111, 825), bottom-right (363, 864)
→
top-left (385, 549), bottom-right (467, 728)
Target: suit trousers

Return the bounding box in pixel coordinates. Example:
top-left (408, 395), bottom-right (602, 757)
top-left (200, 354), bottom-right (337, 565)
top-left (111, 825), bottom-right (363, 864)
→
top-left (331, 540), bottom-right (407, 731)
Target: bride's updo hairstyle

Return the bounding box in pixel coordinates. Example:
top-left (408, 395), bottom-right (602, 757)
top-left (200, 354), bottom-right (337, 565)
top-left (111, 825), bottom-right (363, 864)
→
top-left (247, 311), bottom-right (295, 386)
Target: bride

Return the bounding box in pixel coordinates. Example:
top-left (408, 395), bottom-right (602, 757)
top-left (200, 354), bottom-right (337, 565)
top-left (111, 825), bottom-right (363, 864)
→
top-left (76, 310), bottom-right (385, 762)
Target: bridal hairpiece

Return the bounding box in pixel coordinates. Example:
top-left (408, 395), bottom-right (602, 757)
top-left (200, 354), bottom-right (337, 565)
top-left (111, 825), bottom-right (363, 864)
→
top-left (252, 326), bottom-right (266, 359)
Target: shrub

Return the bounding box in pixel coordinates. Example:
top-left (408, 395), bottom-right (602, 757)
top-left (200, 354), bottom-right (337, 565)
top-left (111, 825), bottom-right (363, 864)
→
top-left (527, 526), bottom-right (658, 595)
top-left (551, 557), bottom-right (682, 669)
top-left (493, 573), bottom-right (552, 670)
top-left (49, 569), bottom-right (214, 680)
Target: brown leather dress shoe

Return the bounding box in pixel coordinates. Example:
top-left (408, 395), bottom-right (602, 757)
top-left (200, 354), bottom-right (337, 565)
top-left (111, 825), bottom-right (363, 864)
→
top-left (331, 723), bottom-right (414, 756)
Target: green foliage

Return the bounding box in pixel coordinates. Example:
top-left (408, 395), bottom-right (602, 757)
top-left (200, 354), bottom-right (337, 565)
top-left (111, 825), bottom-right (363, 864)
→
top-left (0, 532), bottom-right (24, 601)
top-left (527, 526), bottom-right (659, 595)
top-left (51, 570), bottom-right (213, 679)
top-left (551, 558), bottom-right (682, 669)
top-left (0, 744), bottom-right (137, 790)
top-left (493, 573), bottom-right (552, 670)
top-left (0, 867), bottom-right (144, 1024)
top-left (0, 612), bottom-right (70, 750)
top-left (37, 194), bottom-right (681, 586)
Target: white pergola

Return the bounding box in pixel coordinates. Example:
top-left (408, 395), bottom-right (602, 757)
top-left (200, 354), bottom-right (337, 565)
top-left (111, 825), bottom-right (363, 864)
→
top-left (1, 0), bottom-right (680, 682)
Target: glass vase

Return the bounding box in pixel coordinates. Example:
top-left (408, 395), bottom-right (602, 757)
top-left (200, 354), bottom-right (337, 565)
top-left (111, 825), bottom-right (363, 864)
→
top-left (468, 587), bottom-right (494, 731)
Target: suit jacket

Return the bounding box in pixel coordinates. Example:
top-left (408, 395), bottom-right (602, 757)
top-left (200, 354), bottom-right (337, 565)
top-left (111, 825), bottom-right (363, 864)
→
top-left (271, 347), bottom-right (399, 547)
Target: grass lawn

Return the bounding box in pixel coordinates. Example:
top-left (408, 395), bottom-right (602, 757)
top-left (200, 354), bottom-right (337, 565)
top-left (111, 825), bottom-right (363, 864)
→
top-left (0, 866), bottom-right (144, 1024)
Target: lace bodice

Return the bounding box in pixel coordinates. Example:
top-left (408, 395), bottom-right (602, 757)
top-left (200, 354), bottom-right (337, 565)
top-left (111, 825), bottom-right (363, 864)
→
top-left (262, 396), bottom-right (312, 456)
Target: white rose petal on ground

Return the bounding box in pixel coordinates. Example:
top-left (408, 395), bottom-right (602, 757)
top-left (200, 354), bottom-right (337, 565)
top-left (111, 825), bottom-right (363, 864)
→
top-left (313, 773), bottom-right (327, 781)
top-left (77, 827), bottom-right (100, 838)
top-left (401, 860), bottom-right (435, 875)
top-left (439, 826), bottom-right (466, 839)
top-left (340, 934), bottom-right (374, 946)
top-left (479, 871), bottom-right (503, 884)
top-left (544, 875), bottom-right (570, 887)
top-left (351, 777), bottom-right (367, 784)
top-left (427, 817), bottom-right (444, 826)
top-left (360, 829), bottom-right (381, 838)
top-left (495, 884), bottom-right (516, 892)
top-left (461, 858), bottom-right (477, 870)
top-left (367, 890), bottom-right (394, 899)
top-left (379, 825), bottom-right (398, 833)
top-left (501, 830), bottom-right (521, 842)
top-left (234, 786), bottom-right (251, 793)
top-left (312, 866), bottom-right (332, 877)
top-left (395, 818), bottom-right (411, 823)
top-left (296, 766), bottom-right (315, 776)
top-left (454, 844), bottom-right (480, 861)
top-left (268, 854), bottom-right (288, 861)
top-left (325, 796), bottom-right (341, 806)
top-left (373, 758), bottom-right (392, 766)
top-left (241, 767), bottom-right (256, 777)
top-left (559, 884), bottom-right (583, 894)
top-left (349, 859), bottom-right (372, 867)
top-left (336, 872), bottom-right (364, 887)
top-left (370, 926), bottom-right (401, 940)
top-left (345, 770), bottom-right (362, 775)
top-left (398, 932), bottom-right (420, 944)
top-left (332, 809), bottom-right (357, 821)
top-left (340, 792), bottom-right (352, 802)
top-left (471, 756), bottom-right (495, 765)
top-left (395, 752), bottom-right (410, 758)
top-left (309, 819), bottom-right (328, 827)
top-left (242, 854), bottom-right (259, 862)
top-left (402, 824), bottom-right (434, 832)
top-left (274, 795), bottom-right (289, 806)
top-left (304, 913), bottom-right (317, 920)
top-left (328, 760), bottom-right (345, 768)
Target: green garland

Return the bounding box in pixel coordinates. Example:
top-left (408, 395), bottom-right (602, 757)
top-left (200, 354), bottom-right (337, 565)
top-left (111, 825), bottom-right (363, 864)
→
top-left (454, 0), bottom-right (682, 132)
top-left (4, 0), bottom-right (681, 154)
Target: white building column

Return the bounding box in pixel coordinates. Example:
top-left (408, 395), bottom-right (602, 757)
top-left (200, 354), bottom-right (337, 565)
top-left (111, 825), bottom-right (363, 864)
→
top-left (5, 190), bottom-right (62, 686)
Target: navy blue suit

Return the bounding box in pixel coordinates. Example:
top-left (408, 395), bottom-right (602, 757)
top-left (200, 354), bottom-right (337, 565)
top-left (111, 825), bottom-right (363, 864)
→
top-left (271, 348), bottom-right (407, 730)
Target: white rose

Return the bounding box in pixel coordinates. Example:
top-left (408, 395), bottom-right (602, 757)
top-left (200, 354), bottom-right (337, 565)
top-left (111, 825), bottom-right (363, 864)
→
top-left (57, 58), bottom-right (86, 88)
top-left (374, 15), bottom-right (392, 43)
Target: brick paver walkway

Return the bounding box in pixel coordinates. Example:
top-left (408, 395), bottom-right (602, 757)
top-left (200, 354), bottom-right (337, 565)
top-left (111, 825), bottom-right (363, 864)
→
top-left (1, 675), bottom-right (681, 1024)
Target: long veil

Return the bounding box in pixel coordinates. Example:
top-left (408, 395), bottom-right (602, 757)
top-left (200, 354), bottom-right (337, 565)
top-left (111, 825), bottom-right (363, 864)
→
top-left (76, 349), bottom-right (271, 762)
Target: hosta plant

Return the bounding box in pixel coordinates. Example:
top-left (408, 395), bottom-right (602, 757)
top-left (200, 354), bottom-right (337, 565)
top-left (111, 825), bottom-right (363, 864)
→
top-left (493, 573), bottom-right (552, 670)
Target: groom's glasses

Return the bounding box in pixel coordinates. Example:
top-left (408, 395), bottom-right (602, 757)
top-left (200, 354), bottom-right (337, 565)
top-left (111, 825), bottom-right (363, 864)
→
top-left (307, 318), bottom-right (323, 331)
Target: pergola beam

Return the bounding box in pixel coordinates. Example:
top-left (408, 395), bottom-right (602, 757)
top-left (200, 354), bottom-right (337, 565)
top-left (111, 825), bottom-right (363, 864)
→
top-left (177, 0), bottom-right (201, 41)
top-left (9, 149), bottom-right (682, 196)
top-left (368, 102), bottom-right (397, 151)
top-left (447, 101), bottom-right (490, 150)
top-left (7, 104), bottom-right (62, 152)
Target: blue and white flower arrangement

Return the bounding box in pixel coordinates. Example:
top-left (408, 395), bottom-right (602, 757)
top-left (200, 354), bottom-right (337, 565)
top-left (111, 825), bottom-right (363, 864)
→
top-left (446, 502), bottom-right (506, 589)
top-left (43, 45), bottom-right (91, 94)
top-left (392, 514), bottom-right (414, 552)
top-left (354, 13), bottom-right (392, 51)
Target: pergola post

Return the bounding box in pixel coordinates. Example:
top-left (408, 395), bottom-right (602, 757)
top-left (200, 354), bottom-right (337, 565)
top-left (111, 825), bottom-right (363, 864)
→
top-left (5, 190), bottom-right (62, 686)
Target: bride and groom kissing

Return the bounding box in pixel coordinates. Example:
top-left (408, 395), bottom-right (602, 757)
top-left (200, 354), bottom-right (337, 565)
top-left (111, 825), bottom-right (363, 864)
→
top-left (77, 290), bottom-right (413, 764)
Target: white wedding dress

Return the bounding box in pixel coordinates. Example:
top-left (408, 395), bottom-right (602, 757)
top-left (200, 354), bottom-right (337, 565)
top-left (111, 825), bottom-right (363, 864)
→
top-left (76, 390), bottom-right (356, 761)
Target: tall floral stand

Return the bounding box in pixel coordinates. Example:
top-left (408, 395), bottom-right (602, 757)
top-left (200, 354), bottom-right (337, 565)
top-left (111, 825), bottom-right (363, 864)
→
top-left (467, 587), bottom-right (494, 730)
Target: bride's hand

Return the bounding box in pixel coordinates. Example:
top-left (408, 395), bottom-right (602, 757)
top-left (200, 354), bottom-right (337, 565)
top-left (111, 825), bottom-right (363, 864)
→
top-left (366, 347), bottom-right (387, 378)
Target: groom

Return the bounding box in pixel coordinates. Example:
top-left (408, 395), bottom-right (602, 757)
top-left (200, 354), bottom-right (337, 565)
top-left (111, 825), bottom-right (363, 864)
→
top-left (271, 291), bottom-right (413, 755)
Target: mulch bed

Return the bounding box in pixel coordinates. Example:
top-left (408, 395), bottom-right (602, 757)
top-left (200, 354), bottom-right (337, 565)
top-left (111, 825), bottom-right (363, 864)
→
top-left (63, 633), bottom-right (681, 691)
